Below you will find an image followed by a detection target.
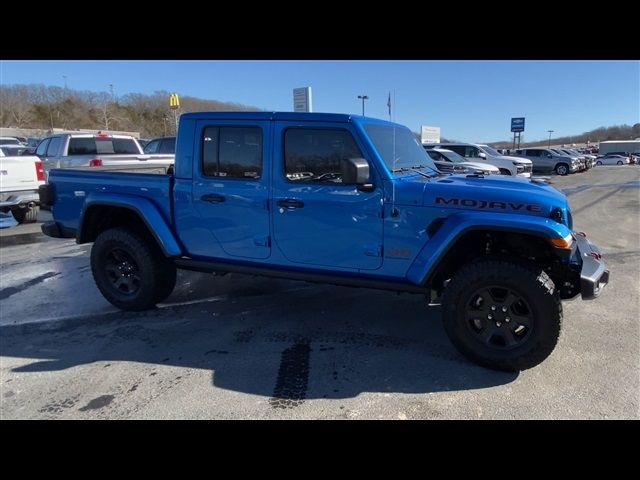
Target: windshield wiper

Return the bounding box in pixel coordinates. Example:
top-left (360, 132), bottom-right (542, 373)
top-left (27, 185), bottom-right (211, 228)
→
top-left (392, 165), bottom-right (441, 178)
top-left (411, 164), bottom-right (442, 177)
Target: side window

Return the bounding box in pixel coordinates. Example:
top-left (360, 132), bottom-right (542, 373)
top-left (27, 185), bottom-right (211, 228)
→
top-left (144, 140), bottom-right (159, 154)
top-left (46, 137), bottom-right (61, 156)
top-left (528, 150), bottom-right (540, 157)
top-left (159, 138), bottom-right (176, 154)
top-left (202, 126), bottom-right (262, 179)
top-left (426, 150), bottom-right (442, 161)
top-left (284, 128), bottom-right (364, 183)
top-left (446, 145), bottom-right (465, 156)
top-left (466, 147), bottom-right (480, 157)
top-left (35, 138), bottom-right (51, 156)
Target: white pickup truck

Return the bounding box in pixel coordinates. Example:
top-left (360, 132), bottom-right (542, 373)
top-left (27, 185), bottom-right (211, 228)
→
top-left (0, 151), bottom-right (45, 225)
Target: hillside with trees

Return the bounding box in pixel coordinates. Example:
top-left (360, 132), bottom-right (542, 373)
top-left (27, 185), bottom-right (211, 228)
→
top-left (0, 84), bottom-right (259, 137)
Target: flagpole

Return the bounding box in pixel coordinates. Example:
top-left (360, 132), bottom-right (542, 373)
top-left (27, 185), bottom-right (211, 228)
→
top-left (393, 89), bottom-right (396, 122)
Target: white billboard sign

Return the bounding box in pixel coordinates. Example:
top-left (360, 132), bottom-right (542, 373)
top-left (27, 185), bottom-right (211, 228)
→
top-left (293, 87), bottom-right (313, 112)
top-left (421, 125), bottom-right (441, 144)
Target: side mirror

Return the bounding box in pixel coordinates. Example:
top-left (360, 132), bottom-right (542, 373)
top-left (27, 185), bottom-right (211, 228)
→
top-left (477, 152), bottom-right (486, 159)
top-left (341, 158), bottom-right (370, 185)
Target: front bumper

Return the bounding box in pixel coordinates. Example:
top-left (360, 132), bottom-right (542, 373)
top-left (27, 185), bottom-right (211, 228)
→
top-left (574, 232), bottom-right (609, 300)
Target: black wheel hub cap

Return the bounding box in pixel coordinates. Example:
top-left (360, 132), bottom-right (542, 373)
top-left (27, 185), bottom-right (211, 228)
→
top-left (104, 248), bottom-right (141, 295)
top-left (464, 285), bottom-right (534, 349)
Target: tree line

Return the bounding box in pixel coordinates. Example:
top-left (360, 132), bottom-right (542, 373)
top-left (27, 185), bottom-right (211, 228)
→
top-left (0, 84), bottom-right (259, 138)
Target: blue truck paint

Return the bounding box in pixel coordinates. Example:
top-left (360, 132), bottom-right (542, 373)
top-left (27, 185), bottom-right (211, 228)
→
top-left (42, 111), bottom-right (606, 294)
top-left (405, 211), bottom-right (572, 285)
top-left (80, 193), bottom-right (182, 257)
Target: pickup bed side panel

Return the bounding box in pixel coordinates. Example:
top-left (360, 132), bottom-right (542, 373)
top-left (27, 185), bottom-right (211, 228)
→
top-left (79, 192), bottom-right (182, 257)
top-left (49, 169), bottom-right (180, 254)
top-left (405, 211), bottom-right (573, 285)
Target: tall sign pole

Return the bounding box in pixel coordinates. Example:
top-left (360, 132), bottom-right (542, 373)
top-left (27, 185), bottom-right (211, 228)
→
top-left (511, 117), bottom-right (525, 150)
top-left (169, 93), bottom-right (180, 134)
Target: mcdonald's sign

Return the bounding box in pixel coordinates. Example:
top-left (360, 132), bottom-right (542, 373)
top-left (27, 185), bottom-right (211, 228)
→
top-left (169, 93), bottom-right (180, 110)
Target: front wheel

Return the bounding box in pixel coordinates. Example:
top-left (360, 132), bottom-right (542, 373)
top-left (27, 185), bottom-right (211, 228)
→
top-left (91, 227), bottom-right (176, 311)
top-left (617, 161), bottom-right (623, 165)
top-left (555, 163), bottom-right (569, 176)
top-left (596, 161), bottom-right (602, 166)
top-left (441, 259), bottom-right (562, 371)
top-left (498, 168), bottom-right (512, 176)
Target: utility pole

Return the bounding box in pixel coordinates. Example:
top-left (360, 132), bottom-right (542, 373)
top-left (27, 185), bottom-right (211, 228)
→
top-left (357, 95), bottom-right (369, 116)
top-left (548, 130), bottom-right (554, 148)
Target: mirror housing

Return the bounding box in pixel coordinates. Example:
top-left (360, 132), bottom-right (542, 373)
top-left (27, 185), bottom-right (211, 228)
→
top-left (341, 158), bottom-right (370, 185)
top-left (478, 152), bottom-right (487, 159)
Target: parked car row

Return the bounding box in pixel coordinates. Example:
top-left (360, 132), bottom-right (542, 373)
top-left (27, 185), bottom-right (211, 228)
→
top-left (424, 142), bottom-right (533, 177)
top-left (512, 148), bottom-right (589, 175)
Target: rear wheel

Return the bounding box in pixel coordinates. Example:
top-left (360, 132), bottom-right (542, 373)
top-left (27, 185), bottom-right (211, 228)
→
top-left (12, 206), bottom-right (39, 223)
top-left (441, 259), bottom-right (562, 371)
top-left (555, 163), bottom-right (569, 176)
top-left (91, 227), bottom-right (176, 311)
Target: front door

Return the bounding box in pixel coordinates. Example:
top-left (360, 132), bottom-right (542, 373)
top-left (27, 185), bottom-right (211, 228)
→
top-left (189, 120), bottom-right (271, 260)
top-left (271, 123), bottom-right (383, 271)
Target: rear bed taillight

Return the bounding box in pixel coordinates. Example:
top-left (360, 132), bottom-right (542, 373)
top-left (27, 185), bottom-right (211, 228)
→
top-left (89, 159), bottom-right (103, 167)
top-left (35, 160), bottom-right (45, 181)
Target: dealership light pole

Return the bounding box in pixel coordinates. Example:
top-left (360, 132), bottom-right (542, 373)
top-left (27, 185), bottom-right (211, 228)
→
top-left (357, 95), bottom-right (369, 116)
top-left (547, 130), bottom-right (554, 148)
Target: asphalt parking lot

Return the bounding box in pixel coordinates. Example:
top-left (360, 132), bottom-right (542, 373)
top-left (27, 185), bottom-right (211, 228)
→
top-left (1, 167), bottom-right (638, 419)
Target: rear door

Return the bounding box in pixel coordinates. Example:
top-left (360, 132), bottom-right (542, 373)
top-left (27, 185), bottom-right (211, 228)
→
top-left (185, 119), bottom-right (271, 260)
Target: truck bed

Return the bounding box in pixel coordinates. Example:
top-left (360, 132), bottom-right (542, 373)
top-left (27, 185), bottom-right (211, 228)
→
top-left (47, 167), bottom-right (173, 233)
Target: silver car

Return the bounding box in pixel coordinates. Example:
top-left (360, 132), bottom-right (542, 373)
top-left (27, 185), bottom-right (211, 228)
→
top-left (513, 148), bottom-right (581, 175)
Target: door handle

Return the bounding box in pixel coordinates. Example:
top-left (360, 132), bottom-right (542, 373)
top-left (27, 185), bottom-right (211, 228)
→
top-left (201, 193), bottom-right (226, 203)
top-left (277, 198), bottom-right (304, 209)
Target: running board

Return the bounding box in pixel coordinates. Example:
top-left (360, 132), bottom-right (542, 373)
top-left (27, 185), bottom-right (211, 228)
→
top-left (173, 258), bottom-right (427, 294)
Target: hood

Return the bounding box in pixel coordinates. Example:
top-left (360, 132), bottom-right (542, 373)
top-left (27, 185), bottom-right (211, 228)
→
top-left (392, 173), bottom-right (570, 224)
top-left (460, 161), bottom-right (500, 172)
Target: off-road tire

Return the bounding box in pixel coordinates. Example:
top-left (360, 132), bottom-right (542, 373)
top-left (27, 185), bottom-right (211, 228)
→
top-left (91, 227), bottom-right (176, 311)
top-left (441, 258), bottom-right (562, 372)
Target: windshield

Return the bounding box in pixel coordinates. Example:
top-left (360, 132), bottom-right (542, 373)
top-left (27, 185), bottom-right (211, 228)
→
top-left (364, 124), bottom-right (437, 174)
top-left (479, 145), bottom-right (502, 156)
top-left (436, 149), bottom-right (466, 164)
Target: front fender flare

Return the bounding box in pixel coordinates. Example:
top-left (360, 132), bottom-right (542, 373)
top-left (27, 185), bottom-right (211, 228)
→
top-left (78, 192), bottom-right (182, 257)
top-left (406, 211), bottom-right (572, 285)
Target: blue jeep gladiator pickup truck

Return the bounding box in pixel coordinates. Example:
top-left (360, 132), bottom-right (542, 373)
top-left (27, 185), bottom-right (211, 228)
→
top-left (39, 112), bottom-right (609, 371)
